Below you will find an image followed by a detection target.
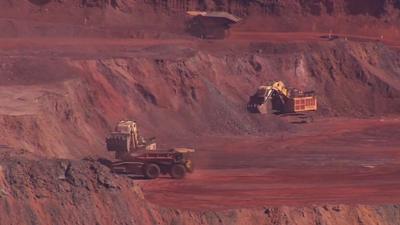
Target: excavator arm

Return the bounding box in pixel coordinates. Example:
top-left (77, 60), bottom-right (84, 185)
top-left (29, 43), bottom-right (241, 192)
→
top-left (247, 81), bottom-right (290, 114)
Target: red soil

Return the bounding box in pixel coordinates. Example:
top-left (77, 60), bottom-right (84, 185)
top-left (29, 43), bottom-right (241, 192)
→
top-left (139, 118), bottom-right (400, 209)
top-left (0, 1), bottom-right (400, 224)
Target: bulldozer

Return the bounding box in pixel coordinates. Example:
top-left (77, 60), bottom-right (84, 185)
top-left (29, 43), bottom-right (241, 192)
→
top-left (106, 121), bottom-right (194, 179)
top-left (247, 81), bottom-right (317, 115)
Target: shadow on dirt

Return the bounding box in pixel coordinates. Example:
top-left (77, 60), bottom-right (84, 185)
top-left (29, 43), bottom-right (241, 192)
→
top-left (94, 157), bottom-right (169, 180)
top-left (126, 175), bottom-right (176, 180)
top-left (278, 113), bottom-right (314, 124)
top-left (320, 35), bottom-right (340, 41)
top-left (96, 157), bottom-right (113, 168)
top-left (28, 0), bottom-right (51, 6)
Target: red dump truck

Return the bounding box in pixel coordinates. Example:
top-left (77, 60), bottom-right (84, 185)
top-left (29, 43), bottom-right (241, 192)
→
top-left (106, 121), bottom-right (194, 179)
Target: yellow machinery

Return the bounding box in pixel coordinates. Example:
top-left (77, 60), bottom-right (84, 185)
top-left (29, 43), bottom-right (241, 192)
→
top-left (106, 121), bottom-right (194, 179)
top-left (106, 121), bottom-right (156, 159)
top-left (247, 81), bottom-right (317, 114)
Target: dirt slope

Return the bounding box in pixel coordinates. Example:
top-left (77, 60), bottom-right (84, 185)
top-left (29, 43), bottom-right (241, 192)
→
top-left (0, 39), bottom-right (400, 156)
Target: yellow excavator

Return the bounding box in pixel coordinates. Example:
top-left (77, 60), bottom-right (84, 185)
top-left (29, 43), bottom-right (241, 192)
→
top-left (106, 121), bottom-right (194, 179)
top-left (247, 81), bottom-right (317, 114)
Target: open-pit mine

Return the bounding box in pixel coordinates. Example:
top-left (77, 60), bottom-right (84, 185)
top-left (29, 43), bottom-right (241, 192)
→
top-left (1, 1), bottom-right (400, 225)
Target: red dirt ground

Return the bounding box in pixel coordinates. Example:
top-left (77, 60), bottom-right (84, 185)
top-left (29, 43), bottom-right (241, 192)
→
top-left (139, 117), bottom-right (400, 209)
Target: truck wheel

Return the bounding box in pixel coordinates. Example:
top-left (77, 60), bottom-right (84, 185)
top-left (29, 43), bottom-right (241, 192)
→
top-left (170, 164), bottom-right (186, 179)
top-left (143, 163), bottom-right (160, 179)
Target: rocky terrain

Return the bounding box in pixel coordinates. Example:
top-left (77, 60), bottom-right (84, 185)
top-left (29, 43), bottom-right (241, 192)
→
top-left (1, 148), bottom-right (400, 225)
top-left (0, 0), bottom-right (400, 225)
